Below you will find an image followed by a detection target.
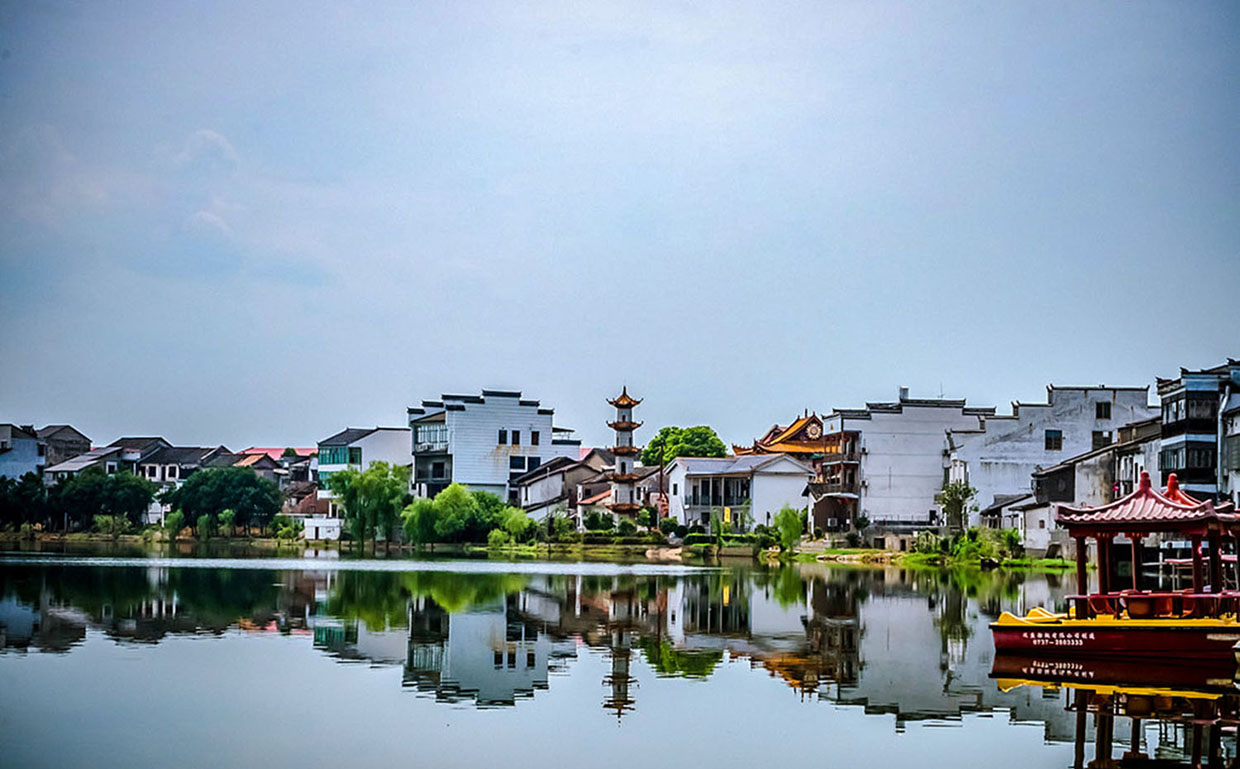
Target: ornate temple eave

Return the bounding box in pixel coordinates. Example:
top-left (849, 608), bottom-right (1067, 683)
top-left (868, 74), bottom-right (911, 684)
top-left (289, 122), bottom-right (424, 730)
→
top-left (607, 502), bottom-right (642, 514)
top-left (611, 445), bottom-right (640, 456)
top-left (609, 472), bottom-right (641, 483)
top-left (607, 420), bottom-right (643, 431)
top-left (607, 386), bottom-right (643, 408)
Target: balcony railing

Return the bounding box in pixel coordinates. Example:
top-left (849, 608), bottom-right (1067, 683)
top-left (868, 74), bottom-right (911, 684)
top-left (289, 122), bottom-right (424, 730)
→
top-left (807, 478), bottom-right (860, 496)
top-left (820, 450), bottom-right (860, 464)
top-left (414, 441), bottom-right (448, 453)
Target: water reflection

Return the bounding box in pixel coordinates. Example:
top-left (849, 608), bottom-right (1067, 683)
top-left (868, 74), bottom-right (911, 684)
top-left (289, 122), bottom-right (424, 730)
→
top-left (2, 559), bottom-right (1235, 765)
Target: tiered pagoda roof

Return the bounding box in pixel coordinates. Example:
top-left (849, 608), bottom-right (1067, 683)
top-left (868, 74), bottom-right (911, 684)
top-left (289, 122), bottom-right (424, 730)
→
top-left (607, 387), bottom-right (642, 408)
top-left (1055, 472), bottom-right (1236, 537)
top-left (607, 419), bottom-right (643, 432)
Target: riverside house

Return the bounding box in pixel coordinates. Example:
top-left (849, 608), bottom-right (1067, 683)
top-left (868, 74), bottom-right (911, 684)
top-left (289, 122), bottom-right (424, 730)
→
top-left (407, 390), bottom-right (581, 502)
top-left (0, 425), bottom-right (45, 480)
top-left (663, 454), bottom-right (813, 531)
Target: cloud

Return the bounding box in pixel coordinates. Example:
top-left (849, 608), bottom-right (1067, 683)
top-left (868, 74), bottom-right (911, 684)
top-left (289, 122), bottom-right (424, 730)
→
top-left (173, 129), bottom-right (239, 174)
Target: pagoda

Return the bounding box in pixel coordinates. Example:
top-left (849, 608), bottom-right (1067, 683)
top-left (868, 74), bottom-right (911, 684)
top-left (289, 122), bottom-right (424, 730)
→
top-left (606, 387), bottom-right (643, 518)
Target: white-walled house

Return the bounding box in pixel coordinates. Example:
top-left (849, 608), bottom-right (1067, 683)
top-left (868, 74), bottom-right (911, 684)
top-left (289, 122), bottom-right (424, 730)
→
top-left (945, 385), bottom-right (1156, 527)
top-left (663, 455), bottom-right (813, 530)
top-left (809, 388), bottom-right (995, 532)
top-left (408, 390), bottom-right (582, 502)
top-left (316, 426), bottom-right (411, 525)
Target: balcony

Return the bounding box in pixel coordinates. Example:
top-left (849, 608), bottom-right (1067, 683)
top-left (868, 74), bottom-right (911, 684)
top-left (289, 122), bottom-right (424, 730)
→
top-left (820, 449), bottom-right (861, 464)
top-left (807, 477), bottom-right (860, 496)
top-left (414, 441), bottom-right (448, 454)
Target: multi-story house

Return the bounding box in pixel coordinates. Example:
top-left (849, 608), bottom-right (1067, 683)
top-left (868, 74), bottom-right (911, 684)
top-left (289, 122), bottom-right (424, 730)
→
top-left (513, 449), bottom-right (614, 520)
top-left (1225, 395), bottom-right (1240, 509)
top-left (407, 390), bottom-right (581, 501)
top-left (0, 425), bottom-right (46, 480)
top-left (945, 385), bottom-right (1156, 527)
top-left (807, 388), bottom-right (995, 533)
top-left (44, 436), bottom-right (169, 484)
top-left (664, 454), bottom-right (814, 530)
top-left (1156, 359), bottom-right (1239, 500)
top-left (316, 426), bottom-right (411, 512)
top-left (36, 425), bottom-right (91, 469)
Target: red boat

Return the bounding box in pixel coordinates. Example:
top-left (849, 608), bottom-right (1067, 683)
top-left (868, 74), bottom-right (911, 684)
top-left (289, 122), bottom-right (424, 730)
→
top-left (991, 472), bottom-right (1239, 659)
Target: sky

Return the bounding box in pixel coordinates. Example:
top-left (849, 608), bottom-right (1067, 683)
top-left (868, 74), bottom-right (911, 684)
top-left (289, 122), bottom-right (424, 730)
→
top-left (1, 0), bottom-right (1237, 451)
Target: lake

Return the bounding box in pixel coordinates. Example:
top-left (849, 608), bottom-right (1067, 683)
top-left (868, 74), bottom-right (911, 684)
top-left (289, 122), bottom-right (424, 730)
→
top-left (0, 554), bottom-right (1233, 768)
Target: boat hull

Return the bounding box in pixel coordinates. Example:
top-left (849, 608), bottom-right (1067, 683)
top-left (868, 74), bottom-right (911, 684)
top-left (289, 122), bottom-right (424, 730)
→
top-left (991, 620), bottom-right (1240, 660)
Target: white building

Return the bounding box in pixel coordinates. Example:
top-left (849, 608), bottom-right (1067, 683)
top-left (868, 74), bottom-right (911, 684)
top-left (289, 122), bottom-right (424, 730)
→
top-left (810, 388), bottom-right (995, 532)
top-left (407, 390), bottom-right (581, 502)
top-left (663, 454), bottom-right (813, 530)
top-left (1225, 394), bottom-right (1240, 509)
top-left (946, 385), bottom-right (1156, 527)
top-left (315, 426), bottom-right (411, 526)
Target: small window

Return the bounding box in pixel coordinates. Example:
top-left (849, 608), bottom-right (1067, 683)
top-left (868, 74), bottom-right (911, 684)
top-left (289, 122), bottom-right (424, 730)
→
top-left (527, 457), bottom-right (540, 471)
top-left (431, 461), bottom-right (445, 479)
top-left (168, 466), bottom-right (178, 480)
top-left (1045, 430), bottom-right (1063, 451)
top-left (1095, 402), bottom-right (1112, 420)
top-left (498, 429), bottom-right (507, 444)
top-left (510, 456), bottom-right (526, 470)
top-left (1039, 519), bottom-right (1046, 529)
top-left (1092, 431), bottom-right (1112, 451)
top-left (672, 483), bottom-right (678, 496)
top-left (526, 651), bottom-right (535, 668)
top-left (493, 651), bottom-right (503, 668)
top-left (348, 447), bottom-right (362, 465)
top-left (531, 431), bottom-right (539, 445)
top-left (512, 430), bottom-right (520, 446)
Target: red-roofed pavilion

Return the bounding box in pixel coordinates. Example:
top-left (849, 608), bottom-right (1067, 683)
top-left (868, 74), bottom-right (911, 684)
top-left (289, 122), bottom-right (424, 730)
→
top-left (1057, 472), bottom-right (1237, 617)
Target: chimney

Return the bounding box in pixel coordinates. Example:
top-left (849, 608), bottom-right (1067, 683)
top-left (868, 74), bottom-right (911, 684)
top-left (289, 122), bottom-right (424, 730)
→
top-left (898, 386), bottom-right (909, 401)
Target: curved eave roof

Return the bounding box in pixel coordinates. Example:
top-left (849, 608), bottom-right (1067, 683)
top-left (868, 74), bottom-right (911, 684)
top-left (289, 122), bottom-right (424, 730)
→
top-left (1056, 472), bottom-right (1234, 533)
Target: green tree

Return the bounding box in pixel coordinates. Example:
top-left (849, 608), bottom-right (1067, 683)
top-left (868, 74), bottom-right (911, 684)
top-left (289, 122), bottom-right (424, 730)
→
top-left (640, 426), bottom-right (727, 465)
top-left (164, 510), bottom-right (185, 538)
top-left (102, 472), bottom-right (158, 525)
top-left (219, 508), bottom-right (236, 537)
top-left (401, 497), bottom-right (438, 546)
top-left (93, 514), bottom-right (130, 539)
top-left (327, 462), bottom-right (410, 551)
top-left (935, 480), bottom-right (978, 533)
top-left (432, 483), bottom-right (477, 542)
top-left (774, 505), bottom-right (803, 552)
top-left (196, 513), bottom-right (215, 539)
top-left (501, 507), bottom-right (533, 542)
top-left (166, 467), bottom-right (281, 534)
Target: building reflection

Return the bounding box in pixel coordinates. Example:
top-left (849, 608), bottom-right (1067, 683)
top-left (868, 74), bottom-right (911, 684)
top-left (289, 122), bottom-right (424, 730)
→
top-left (7, 558), bottom-right (1239, 756)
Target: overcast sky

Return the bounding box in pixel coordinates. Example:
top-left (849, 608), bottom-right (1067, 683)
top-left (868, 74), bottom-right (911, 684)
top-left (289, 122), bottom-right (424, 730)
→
top-left (1, 1), bottom-right (1237, 451)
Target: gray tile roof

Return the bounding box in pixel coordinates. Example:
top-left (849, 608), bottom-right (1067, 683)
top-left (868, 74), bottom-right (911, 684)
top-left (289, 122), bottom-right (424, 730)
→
top-left (674, 455), bottom-right (812, 475)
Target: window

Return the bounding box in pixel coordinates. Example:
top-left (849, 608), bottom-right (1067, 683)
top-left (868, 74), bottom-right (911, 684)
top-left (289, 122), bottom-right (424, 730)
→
top-left (512, 430), bottom-right (520, 446)
top-left (510, 456), bottom-right (526, 470)
top-left (431, 461), bottom-right (445, 479)
top-left (672, 483), bottom-right (678, 496)
top-left (37, 444), bottom-right (45, 456)
top-left (1045, 430), bottom-right (1063, 451)
top-left (527, 457), bottom-right (540, 471)
top-left (1187, 398), bottom-right (1217, 421)
top-left (1092, 431), bottom-right (1112, 451)
top-left (1095, 402), bottom-right (1112, 420)
top-left (498, 429), bottom-right (507, 445)
top-left (348, 447), bottom-right (362, 465)
top-left (1187, 447), bottom-right (1215, 468)
top-left (1039, 519), bottom-right (1046, 529)
top-left (527, 651), bottom-right (535, 668)
top-left (167, 466), bottom-right (178, 480)
top-left (531, 431), bottom-right (539, 446)
top-left (494, 651), bottom-right (503, 668)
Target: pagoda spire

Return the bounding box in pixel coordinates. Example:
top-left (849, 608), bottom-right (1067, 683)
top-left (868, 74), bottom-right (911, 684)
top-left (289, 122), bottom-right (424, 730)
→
top-left (607, 387), bottom-right (642, 517)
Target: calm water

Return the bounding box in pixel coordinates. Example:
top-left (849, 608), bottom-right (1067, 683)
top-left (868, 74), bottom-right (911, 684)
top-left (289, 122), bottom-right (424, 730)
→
top-left (0, 555), bottom-right (1233, 769)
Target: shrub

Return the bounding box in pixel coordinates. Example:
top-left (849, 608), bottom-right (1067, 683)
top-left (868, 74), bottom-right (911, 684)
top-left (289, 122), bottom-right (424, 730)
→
top-left (487, 528), bottom-right (511, 547)
top-left (196, 513), bottom-right (215, 539)
top-left (675, 524), bottom-right (688, 538)
top-left (164, 511), bottom-right (185, 539)
top-left (93, 514), bottom-right (131, 538)
top-left (618, 519), bottom-right (637, 536)
top-left (584, 511), bottom-right (614, 532)
top-left (659, 518), bottom-right (679, 536)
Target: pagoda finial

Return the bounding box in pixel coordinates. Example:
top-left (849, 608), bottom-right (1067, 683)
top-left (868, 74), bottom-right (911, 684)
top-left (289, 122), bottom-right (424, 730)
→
top-left (1138, 471), bottom-right (1152, 492)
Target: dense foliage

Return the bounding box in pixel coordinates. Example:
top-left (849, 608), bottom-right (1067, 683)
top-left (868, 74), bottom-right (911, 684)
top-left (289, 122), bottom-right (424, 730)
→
top-left (326, 462), bottom-right (411, 548)
top-left (639, 425), bottom-right (727, 465)
top-left (773, 505), bottom-right (805, 552)
top-left (165, 467), bottom-right (281, 534)
top-left (0, 469), bottom-right (158, 532)
top-left (399, 483), bottom-right (532, 546)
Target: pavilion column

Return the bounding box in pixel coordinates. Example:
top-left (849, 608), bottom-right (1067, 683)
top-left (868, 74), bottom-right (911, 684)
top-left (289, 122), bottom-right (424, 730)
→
top-left (1074, 536), bottom-right (1089, 618)
top-left (1208, 533), bottom-right (1223, 593)
top-left (1097, 535), bottom-right (1111, 595)
top-left (1191, 535), bottom-right (1204, 594)
top-left (1130, 535), bottom-right (1143, 591)
top-left (1072, 689), bottom-right (1087, 769)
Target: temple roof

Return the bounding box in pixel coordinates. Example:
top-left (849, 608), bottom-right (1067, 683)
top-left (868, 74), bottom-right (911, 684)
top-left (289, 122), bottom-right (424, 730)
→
top-left (607, 387), bottom-right (642, 408)
top-left (1056, 472), bottom-right (1235, 535)
top-left (735, 414), bottom-right (830, 455)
